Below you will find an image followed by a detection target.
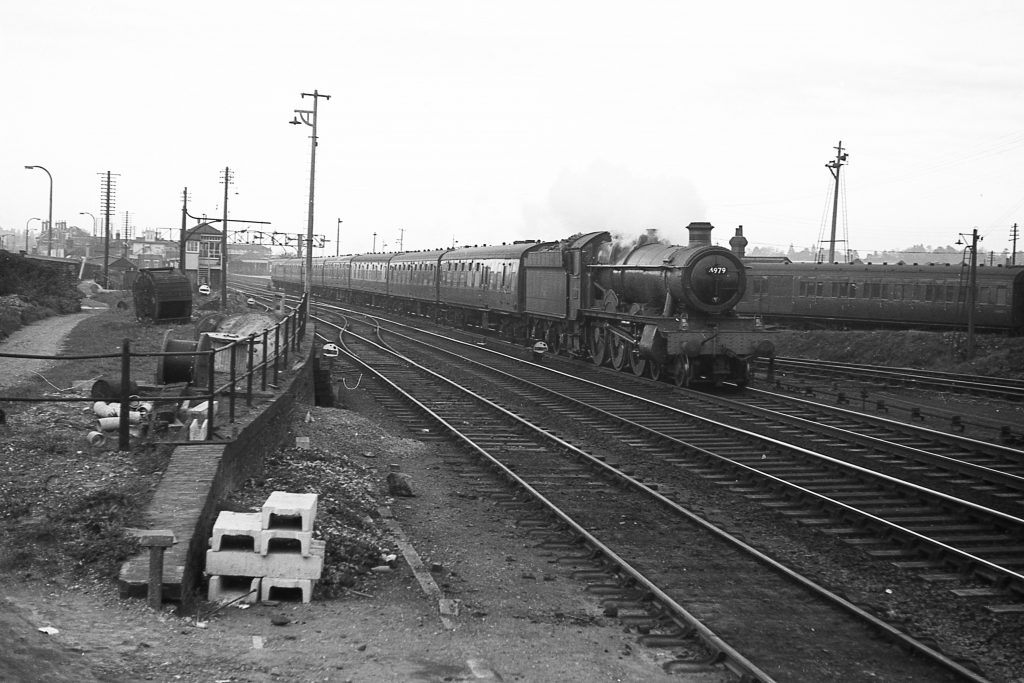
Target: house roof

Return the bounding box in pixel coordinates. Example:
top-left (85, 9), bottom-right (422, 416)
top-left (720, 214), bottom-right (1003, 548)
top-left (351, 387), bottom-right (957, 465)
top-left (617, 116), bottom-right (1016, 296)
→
top-left (184, 222), bottom-right (223, 240)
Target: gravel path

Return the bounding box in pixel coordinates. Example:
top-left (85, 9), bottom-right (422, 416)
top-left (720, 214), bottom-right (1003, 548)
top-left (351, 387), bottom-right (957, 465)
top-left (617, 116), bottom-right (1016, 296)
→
top-left (0, 311), bottom-right (97, 390)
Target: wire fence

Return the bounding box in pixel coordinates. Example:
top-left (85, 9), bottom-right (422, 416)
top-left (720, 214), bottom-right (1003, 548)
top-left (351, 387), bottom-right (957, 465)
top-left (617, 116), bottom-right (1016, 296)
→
top-left (0, 295), bottom-right (308, 449)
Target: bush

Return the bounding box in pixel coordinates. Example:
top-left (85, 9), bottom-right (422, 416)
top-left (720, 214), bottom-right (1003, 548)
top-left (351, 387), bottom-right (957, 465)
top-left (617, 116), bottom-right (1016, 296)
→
top-left (0, 252), bottom-right (84, 340)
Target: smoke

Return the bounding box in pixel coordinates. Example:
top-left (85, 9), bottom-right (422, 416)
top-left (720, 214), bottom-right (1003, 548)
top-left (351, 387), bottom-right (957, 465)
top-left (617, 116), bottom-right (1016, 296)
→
top-left (606, 228), bottom-right (670, 264)
top-left (528, 160), bottom-right (707, 247)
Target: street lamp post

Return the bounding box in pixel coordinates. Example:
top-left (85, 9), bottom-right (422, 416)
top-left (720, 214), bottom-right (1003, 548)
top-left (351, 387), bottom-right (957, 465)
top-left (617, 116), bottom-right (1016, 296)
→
top-left (24, 165), bottom-right (53, 256)
top-left (25, 217), bottom-right (40, 252)
top-left (290, 89), bottom-right (331, 322)
top-left (79, 211), bottom-right (97, 237)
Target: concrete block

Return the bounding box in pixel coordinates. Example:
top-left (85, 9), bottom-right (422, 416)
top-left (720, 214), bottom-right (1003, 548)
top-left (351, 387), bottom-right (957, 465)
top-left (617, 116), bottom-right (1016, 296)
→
top-left (206, 540), bottom-right (325, 579)
top-left (210, 511), bottom-right (262, 552)
top-left (259, 528), bottom-right (314, 556)
top-left (208, 575), bottom-right (260, 604)
top-left (261, 577), bottom-right (315, 603)
top-left (262, 491), bottom-right (318, 532)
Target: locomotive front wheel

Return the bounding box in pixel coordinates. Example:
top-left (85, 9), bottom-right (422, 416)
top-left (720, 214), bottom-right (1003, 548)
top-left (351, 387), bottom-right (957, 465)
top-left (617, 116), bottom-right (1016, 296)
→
top-left (589, 327), bottom-right (608, 366)
top-left (609, 336), bottom-right (628, 371)
top-left (671, 356), bottom-right (691, 388)
top-left (629, 352), bottom-right (647, 377)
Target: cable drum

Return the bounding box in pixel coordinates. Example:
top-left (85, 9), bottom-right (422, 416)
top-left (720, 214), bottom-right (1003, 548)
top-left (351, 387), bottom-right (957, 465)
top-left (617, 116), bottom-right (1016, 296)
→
top-left (157, 329), bottom-right (199, 384)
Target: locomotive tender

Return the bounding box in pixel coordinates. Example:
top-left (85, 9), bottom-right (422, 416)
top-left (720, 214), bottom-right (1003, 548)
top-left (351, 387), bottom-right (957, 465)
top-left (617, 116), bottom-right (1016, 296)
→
top-left (272, 222), bottom-right (774, 386)
top-left (737, 259), bottom-right (1024, 334)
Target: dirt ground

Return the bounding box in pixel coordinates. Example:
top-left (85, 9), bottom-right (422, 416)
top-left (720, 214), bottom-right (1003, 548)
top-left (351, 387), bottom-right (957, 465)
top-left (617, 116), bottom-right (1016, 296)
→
top-left (0, 310), bottom-right (709, 683)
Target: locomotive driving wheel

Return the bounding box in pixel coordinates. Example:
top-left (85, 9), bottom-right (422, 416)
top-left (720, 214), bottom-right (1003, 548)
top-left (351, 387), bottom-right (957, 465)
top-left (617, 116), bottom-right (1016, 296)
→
top-left (588, 326), bottom-right (608, 366)
top-left (670, 355), bottom-right (692, 387)
top-left (629, 350), bottom-right (647, 377)
top-left (609, 335), bottom-right (628, 371)
top-left (647, 361), bottom-right (663, 381)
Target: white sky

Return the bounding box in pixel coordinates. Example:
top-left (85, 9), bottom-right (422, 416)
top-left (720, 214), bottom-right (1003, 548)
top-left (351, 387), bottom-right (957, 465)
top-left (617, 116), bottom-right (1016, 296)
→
top-left (3, 1), bottom-right (1023, 257)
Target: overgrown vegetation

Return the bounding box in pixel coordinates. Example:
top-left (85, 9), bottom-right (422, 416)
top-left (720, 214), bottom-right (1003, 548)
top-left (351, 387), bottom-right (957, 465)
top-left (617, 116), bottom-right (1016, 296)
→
top-left (0, 251), bottom-right (84, 340)
top-left (0, 305), bottom-right (185, 582)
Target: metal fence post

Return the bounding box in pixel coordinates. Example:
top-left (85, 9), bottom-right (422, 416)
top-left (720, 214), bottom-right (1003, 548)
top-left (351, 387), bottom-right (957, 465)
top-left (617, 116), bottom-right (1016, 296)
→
top-left (273, 324), bottom-right (280, 385)
top-left (228, 340), bottom-right (237, 423)
top-left (260, 328), bottom-right (269, 391)
top-left (283, 317), bottom-right (290, 367)
top-left (246, 333), bottom-right (255, 407)
top-left (206, 350), bottom-right (216, 440)
top-left (119, 339), bottom-right (131, 451)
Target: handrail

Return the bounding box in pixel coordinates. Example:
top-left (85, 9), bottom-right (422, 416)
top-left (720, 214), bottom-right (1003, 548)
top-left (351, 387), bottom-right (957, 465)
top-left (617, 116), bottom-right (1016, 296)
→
top-left (0, 295), bottom-right (308, 449)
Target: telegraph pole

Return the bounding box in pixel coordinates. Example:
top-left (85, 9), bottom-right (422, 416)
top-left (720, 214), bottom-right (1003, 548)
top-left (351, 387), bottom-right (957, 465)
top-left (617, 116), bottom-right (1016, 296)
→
top-left (219, 167), bottom-right (234, 309)
top-left (291, 89), bottom-right (331, 315)
top-left (99, 172), bottom-right (118, 288)
top-left (958, 228), bottom-right (981, 360)
top-left (179, 188), bottom-right (190, 274)
top-left (825, 141), bottom-right (848, 264)
top-left (1011, 222), bottom-right (1019, 266)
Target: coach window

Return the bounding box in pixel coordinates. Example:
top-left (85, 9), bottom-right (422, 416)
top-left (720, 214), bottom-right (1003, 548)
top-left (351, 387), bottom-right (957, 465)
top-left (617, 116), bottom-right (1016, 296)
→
top-left (995, 286), bottom-right (1007, 305)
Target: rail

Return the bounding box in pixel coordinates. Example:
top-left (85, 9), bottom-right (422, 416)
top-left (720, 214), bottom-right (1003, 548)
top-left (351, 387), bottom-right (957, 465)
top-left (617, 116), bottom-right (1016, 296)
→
top-left (0, 295), bottom-right (308, 450)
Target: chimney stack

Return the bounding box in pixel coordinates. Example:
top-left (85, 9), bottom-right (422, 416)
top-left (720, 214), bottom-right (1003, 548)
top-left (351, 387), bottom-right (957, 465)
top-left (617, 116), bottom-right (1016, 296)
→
top-left (729, 225), bottom-right (748, 258)
top-left (686, 221), bottom-right (713, 247)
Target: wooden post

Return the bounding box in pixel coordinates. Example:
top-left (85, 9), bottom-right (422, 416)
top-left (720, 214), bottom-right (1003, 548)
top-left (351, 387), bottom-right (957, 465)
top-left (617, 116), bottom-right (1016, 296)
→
top-left (128, 529), bottom-right (175, 610)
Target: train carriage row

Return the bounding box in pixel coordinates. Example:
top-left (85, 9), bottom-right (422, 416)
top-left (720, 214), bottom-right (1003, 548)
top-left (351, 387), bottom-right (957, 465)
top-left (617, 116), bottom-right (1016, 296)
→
top-left (737, 260), bottom-right (1024, 333)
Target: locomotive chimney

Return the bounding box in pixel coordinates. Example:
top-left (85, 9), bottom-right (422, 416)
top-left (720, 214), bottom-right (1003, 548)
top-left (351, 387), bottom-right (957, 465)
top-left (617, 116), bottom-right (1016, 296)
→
top-left (730, 225), bottom-right (748, 258)
top-left (686, 221), bottom-right (713, 248)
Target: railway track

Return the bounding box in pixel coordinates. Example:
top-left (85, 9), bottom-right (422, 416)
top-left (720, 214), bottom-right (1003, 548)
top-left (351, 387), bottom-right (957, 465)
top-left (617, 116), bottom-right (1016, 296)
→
top-left (311, 306), bottom-right (1003, 682)
top-left (358, 313), bottom-right (1024, 599)
top-left (761, 356), bottom-right (1024, 402)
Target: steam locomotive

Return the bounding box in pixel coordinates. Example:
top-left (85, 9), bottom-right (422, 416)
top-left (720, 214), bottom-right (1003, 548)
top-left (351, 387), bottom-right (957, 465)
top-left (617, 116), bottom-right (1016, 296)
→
top-left (271, 222), bottom-right (775, 386)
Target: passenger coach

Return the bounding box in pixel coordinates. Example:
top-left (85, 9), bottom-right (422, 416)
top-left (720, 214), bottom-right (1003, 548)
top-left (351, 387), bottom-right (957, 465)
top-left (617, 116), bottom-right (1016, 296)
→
top-left (738, 260), bottom-right (1024, 333)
